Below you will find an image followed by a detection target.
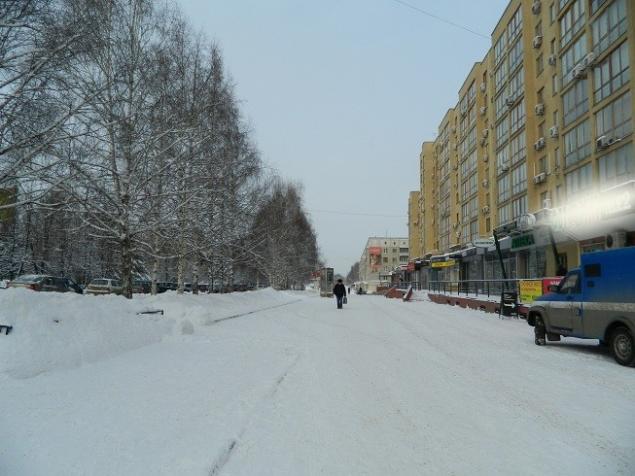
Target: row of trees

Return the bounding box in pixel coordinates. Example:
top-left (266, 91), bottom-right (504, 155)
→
top-left (0, 0), bottom-right (320, 297)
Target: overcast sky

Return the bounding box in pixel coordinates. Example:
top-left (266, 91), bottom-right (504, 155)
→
top-left (176, 0), bottom-right (509, 276)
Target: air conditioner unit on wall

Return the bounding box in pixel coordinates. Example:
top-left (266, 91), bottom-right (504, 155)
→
top-left (533, 172), bottom-right (546, 184)
top-left (573, 64), bottom-right (587, 79)
top-left (606, 231), bottom-right (626, 249)
top-left (480, 106), bottom-right (487, 116)
top-left (501, 164), bottom-right (510, 172)
top-left (482, 129), bottom-right (489, 138)
top-left (549, 126), bottom-right (559, 138)
top-left (535, 103), bottom-right (545, 115)
top-left (548, 54), bottom-right (557, 66)
top-left (596, 135), bottom-right (611, 150)
top-left (505, 96), bottom-right (515, 106)
top-left (480, 82), bottom-right (487, 93)
top-left (532, 0), bottom-right (541, 14)
top-left (482, 179), bottom-right (489, 188)
top-left (534, 137), bottom-right (546, 150)
top-left (482, 206), bottom-right (490, 214)
top-left (582, 52), bottom-right (596, 69)
top-left (533, 35), bottom-right (543, 49)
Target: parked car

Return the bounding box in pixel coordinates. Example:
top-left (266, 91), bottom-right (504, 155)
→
top-left (85, 278), bottom-right (123, 295)
top-left (9, 274), bottom-right (83, 294)
top-left (132, 279), bottom-right (151, 294)
top-left (157, 282), bottom-right (176, 293)
top-left (527, 247), bottom-right (635, 366)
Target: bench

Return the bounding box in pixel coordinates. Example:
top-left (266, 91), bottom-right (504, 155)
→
top-left (136, 309), bottom-right (164, 316)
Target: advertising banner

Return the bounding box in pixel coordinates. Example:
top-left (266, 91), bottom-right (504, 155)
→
top-left (519, 280), bottom-right (542, 304)
top-left (542, 277), bottom-right (563, 294)
top-left (368, 247), bottom-right (382, 272)
top-left (431, 259), bottom-right (456, 268)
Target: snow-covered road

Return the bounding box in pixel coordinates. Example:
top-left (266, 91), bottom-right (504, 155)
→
top-left (1, 291), bottom-right (633, 475)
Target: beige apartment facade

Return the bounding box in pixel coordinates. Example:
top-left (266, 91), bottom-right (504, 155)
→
top-left (358, 237), bottom-right (409, 293)
top-left (409, 0), bottom-right (635, 285)
top-left (408, 191), bottom-right (422, 260)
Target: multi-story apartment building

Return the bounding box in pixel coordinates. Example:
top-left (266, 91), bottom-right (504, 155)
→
top-left (408, 0), bottom-right (634, 284)
top-left (358, 237), bottom-right (408, 292)
top-left (408, 191), bottom-right (422, 260)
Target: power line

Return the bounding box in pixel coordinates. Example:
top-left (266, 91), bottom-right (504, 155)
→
top-left (308, 209), bottom-right (406, 218)
top-left (391, 0), bottom-right (490, 40)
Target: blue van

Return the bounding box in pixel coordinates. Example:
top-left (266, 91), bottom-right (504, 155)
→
top-left (527, 247), bottom-right (635, 366)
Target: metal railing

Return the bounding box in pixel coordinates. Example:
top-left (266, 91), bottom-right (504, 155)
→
top-left (427, 279), bottom-right (521, 298)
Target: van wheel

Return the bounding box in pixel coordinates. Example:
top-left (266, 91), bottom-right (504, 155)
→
top-left (610, 327), bottom-right (635, 367)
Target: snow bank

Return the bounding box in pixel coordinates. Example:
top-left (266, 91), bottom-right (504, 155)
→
top-left (0, 288), bottom-right (299, 379)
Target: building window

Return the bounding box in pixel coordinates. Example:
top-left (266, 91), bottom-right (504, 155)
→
top-left (495, 61), bottom-right (508, 93)
top-left (593, 41), bottom-right (629, 104)
top-left (560, 0), bottom-right (586, 49)
top-left (461, 149), bottom-right (477, 177)
top-left (511, 164), bottom-right (527, 195)
top-left (497, 174), bottom-right (511, 203)
top-left (595, 91), bottom-right (633, 140)
top-left (539, 156), bottom-right (548, 174)
top-left (498, 203), bottom-right (512, 224)
top-left (469, 106), bottom-right (476, 128)
top-left (550, 3), bottom-right (556, 23)
top-left (552, 74), bottom-right (559, 95)
top-left (598, 143), bottom-right (634, 187)
top-left (510, 133), bottom-right (527, 165)
top-left (497, 145), bottom-right (510, 169)
top-left (469, 220), bottom-right (478, 241)
top-left (508, 66), bottom-right (524, 100)
top-left (564, 120), bottom-right (591, 167)
top-left (461, 172), bottom-right (478, 198)
top-left (507, 7), bottom-right (523, 42)
top-left (510, 100), bottom-right (525, 134)
top-left (468, 81), bottom-right (476, 104)
top-left (592, 0), bottom-right (627, 56)
top-left (561, 34), bottom-right (587, 87)
top-left (495, 93), bottom-right (507, 120)
top-left (512, 195), bottom-right (528, 219)
top-left (494, 34), bottom-right (507, 66)
top-left (508, 37), bottom-right (524, 72)
top-left (496, 117), bottom-right (510, 147)
top-left (562, 78), bottom-right (589, 126)
top-left (590, 0), bottom-right (609, 15)
top-left (565, 163), bottom-right (592, 196)
top-left (536, 53), bottom-right (544, 76)
top-left (467, 126), bottom-right (477, 151)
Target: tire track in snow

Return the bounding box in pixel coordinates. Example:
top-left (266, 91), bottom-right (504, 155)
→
top-left (206, 299), bottom-right (303, 325)
top-left (208, 352), bottom-right (302, 475)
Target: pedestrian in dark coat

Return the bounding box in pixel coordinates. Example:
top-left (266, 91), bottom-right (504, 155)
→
top-left (333, 279), bottom-right (347, 309)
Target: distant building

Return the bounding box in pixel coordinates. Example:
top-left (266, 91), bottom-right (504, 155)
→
top-left (358, 237), bottom-right (408, 293)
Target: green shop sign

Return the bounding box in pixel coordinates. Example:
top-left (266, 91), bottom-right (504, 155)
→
top-left (511, 233), bottom-right (535, 250)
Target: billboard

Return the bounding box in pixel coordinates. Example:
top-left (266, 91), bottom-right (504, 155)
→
top-left (368, 246), bottom-right (382, 272)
